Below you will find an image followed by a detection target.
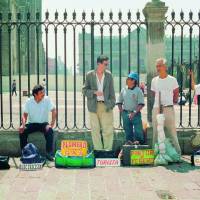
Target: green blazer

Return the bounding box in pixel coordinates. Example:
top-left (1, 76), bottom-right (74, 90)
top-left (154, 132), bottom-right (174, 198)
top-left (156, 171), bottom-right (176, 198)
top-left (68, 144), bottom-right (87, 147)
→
top-left (82, 69), bottom-right (116, 113)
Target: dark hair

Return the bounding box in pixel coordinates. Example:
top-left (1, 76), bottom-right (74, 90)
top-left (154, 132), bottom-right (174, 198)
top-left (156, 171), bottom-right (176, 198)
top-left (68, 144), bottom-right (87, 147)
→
top-left (43, 78), bottom-right (45, 81)
top-left (32, 84), bottom-right (44, 97)
top-left (97, 55), bottom-right (109, 64)
top-left (126, 78), bottom-right (137, 86)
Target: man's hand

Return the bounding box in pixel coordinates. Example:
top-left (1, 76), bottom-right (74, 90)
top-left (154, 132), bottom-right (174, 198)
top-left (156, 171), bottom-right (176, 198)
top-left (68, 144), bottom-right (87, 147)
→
top-left (118, 104), bottom-right (123, 113)
top-left (128, 112), bottom-right (135, 120)
top-left (94, 91), bottom-right (103, 96)
top-left (119, 107), bottom-right (123, 113)
top-left (19, 113), bottom-right (28, 134)
top-left (46, 121), bottom-right (55, 132)
top-left (50, 121), bottom-right (55, 128)
top-left (19, 125), bottom-right (25, 134)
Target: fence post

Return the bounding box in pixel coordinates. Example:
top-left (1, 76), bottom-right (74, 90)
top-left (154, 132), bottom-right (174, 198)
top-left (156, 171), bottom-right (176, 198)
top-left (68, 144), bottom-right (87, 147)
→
top-left (143, 0), bottom-right (168, 122)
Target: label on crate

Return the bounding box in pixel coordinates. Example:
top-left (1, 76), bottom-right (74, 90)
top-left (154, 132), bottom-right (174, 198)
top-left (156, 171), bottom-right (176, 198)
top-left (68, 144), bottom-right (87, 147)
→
top-left (61, 140), bottom-right (88, 157)
top-left (194, 155), bottom-right (200, 166)
top-left (19, 163), bottom-right (44, 171)
top-left (96, 158), bottom-right (121, 167)
top-left (131, 149), bottom-right (155, 165)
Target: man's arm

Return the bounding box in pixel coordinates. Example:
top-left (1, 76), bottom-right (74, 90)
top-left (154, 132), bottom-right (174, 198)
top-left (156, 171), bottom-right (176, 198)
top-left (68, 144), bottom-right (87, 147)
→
top-left (19, 113), bottom-right (28, 133)
top-left (108, 74), bottom-right (116, 109)
top-left (82, 73), bottom-right (96, 98)
top-left (129, 104), bottom-right (144, 120)
top-left (190, 70), bottom-right (195, 90)
top-left (50, 108), bottom-right (56, 128)
top-left (173, 87), bottom-right (179, 104)
top-left (117, 103), bottom-right (123, 112)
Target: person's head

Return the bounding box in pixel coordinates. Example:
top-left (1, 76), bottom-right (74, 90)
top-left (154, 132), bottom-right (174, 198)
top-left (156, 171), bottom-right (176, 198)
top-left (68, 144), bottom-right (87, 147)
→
top-left (13, 80), bottom-right (16, 82)
top-left (97, 55), bottom-right (109, 72)
top-left (156, 58), bottom-right (167, 74)
top-left (126, 72), bottom-right (138, 88)
top-left (32, 84), bottom-right (45, 101)
top-left (43, 78), bottom-right (45, 81)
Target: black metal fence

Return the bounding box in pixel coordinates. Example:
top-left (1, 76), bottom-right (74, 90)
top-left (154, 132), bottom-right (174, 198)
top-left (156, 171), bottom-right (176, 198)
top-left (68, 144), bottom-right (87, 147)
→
top-left (166, 11), bottom-right (200, 128)
top-left (0, 10), bottom-right (200, 130)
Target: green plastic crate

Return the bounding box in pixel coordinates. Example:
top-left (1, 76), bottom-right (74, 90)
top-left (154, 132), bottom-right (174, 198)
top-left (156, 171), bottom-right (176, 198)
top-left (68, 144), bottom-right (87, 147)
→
top-left (55, 150), bottom-right (95, 168)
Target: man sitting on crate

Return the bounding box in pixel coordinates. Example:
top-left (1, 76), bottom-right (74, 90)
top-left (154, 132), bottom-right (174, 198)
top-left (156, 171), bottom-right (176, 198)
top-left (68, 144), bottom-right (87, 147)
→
top-left (19, 84), bottom-right (56, 161)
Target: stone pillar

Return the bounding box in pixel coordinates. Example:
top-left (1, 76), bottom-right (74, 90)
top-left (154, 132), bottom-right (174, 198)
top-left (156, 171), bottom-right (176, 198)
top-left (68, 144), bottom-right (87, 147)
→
top-left (143, 0), bottom-right (168, 122)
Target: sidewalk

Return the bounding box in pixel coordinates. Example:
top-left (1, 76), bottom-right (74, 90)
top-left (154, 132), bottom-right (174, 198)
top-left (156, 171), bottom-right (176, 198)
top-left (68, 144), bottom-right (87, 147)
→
top-left (0, 157), bottom-right (200, 200)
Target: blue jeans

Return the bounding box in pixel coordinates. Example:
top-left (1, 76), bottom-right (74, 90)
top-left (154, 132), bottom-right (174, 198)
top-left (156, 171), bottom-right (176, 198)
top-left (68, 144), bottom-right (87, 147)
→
top-left (122, 111), bottom-right (144, 144)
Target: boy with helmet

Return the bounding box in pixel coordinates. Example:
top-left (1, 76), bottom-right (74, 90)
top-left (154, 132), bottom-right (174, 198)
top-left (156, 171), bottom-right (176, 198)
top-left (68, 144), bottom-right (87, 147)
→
top-left (117, 72), bottom-right (145, 144)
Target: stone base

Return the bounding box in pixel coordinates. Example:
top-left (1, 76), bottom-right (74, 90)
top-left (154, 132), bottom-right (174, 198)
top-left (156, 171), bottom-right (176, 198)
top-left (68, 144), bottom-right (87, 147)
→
top-left (0, 128), bottom-right (198, 157)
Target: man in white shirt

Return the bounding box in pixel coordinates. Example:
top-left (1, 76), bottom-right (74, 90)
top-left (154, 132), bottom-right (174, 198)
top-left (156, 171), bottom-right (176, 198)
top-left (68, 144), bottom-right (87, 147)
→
top-left (19, 85), bottom-right (56, 161)
top-left (151, 58), bottom-right (181, 155)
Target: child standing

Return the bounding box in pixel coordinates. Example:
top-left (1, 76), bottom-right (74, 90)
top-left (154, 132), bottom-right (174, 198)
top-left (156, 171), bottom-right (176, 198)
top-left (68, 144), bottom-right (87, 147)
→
top-left (117, 72), bottom-right (145, 144)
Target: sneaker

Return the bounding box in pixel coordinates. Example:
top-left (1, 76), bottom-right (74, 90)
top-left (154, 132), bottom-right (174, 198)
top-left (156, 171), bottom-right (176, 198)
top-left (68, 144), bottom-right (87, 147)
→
top-left (46, 153), bottom-right (54, 162)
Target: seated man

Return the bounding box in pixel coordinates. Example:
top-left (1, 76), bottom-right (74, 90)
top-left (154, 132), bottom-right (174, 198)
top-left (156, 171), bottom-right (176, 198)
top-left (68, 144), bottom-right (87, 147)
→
top-left (19, 85), bottom-right (56, 161)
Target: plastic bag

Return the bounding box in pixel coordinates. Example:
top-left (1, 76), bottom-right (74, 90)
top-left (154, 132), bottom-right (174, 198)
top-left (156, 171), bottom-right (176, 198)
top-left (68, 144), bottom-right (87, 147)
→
top-left (154, 154), bottom-right (168, 166)
top-left (164, 138), bottom-right (181, 162)
top-left (55, 150), bottom-right (95, 168)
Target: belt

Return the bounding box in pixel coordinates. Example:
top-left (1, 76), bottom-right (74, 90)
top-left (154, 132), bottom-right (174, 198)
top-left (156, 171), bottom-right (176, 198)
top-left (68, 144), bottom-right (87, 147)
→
top-left (97, 101), bottom-right (104, 103)
top-left (123, 110), bottom-right (134, 113)
top-left (123, 110), bottom-right (140, 114)
top-left (163, 105), bottom-right (173, 108)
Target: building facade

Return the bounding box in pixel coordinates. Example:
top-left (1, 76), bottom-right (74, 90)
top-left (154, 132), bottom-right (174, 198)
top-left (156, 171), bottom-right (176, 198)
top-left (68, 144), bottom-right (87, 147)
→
top-left (0, 0), bottom-right (45, 76)
top-left (78, 27), bottom-right (199, 76)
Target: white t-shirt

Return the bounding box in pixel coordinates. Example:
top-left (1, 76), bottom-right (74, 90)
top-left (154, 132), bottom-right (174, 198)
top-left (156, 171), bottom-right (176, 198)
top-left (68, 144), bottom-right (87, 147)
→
top-left (23, 96), bottom-right (55, 123)
top-left (151, 75), bottom-right (179, 108)
top-left (195, 84), bottom-right (200, 95)
top-left (96, 73), bottom-right (105, 101)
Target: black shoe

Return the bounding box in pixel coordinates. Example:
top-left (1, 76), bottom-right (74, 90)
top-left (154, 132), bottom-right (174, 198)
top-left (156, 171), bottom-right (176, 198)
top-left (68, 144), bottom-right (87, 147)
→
top-left (46, 153), bottom-right (54, 162)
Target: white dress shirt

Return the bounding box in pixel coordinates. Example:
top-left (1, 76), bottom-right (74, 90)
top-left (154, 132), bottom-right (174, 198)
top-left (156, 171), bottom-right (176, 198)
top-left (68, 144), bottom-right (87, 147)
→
top-left (96, 73), bottom-right (105, 101)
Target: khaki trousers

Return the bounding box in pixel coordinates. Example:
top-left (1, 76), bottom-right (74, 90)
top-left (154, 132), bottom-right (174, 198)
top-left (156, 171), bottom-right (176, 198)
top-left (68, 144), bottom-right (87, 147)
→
top-left (152, 107), bottom-right (181, 154)
top-left (89, 102), bottom-right (114, 150)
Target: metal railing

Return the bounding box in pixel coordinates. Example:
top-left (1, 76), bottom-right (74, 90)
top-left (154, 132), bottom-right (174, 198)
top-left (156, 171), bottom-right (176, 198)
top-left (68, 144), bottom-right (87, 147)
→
top-left (165, 10), bottom-right (200, 128)
top-left (0, 10), bottom-right (200, 130)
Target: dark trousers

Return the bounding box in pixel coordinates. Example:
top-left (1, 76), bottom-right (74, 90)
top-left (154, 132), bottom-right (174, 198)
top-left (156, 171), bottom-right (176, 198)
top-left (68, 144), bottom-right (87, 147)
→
top-left (12, 88), bottom-right (17, 96)
top-left (19, 123), bottom-right (54, 153)
top-left (122, 111), bottom-right (144, 144)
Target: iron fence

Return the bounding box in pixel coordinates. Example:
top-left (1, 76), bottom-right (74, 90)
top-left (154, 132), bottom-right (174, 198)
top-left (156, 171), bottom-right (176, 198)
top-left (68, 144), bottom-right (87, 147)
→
top-left (0, 10), bottom-right (200, 130)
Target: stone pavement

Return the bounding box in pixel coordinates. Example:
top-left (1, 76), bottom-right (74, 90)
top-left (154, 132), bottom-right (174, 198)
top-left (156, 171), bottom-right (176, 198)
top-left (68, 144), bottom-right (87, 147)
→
top-left (0, 157), bottom-right (200, 200)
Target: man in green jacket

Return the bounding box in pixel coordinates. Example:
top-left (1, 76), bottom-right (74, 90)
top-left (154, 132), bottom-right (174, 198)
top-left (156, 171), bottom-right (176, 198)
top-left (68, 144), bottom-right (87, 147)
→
top-left (82, 55), bottom-right (116, 151)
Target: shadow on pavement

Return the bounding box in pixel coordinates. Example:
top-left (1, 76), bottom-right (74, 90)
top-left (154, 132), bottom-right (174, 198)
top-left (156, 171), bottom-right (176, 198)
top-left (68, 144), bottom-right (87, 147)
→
top-left (165, 156), bottom-right (200, 173)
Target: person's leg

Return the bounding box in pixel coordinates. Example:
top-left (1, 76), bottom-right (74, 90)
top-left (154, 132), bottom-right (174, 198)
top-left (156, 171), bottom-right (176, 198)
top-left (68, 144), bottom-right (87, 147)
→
top-left (152, 108), bottom-right (159, 148)
top-left (40, 123), bottom-right (54, 154)
top-left (122, 111), bottom-right (134, 142)
top-left (164, 107), bottom-right (181, 155)
top-left (132, 113), bottom-right (144, 144)
top-left (19, 124), bottom-right (38, 150)
top-left (99, 103), bottom-right (114, 150)
top-left (89, 110), bottom-right (103, 150)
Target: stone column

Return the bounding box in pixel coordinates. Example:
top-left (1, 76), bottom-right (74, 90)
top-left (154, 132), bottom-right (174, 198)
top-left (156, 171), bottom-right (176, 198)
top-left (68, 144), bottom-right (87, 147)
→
top-left (143, 0), bottom-right (168, 122)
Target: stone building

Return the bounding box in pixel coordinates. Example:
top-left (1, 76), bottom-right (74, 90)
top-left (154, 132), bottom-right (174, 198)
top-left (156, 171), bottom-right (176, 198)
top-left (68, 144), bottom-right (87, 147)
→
top-left (0, 0), bottom-right (45, 76)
